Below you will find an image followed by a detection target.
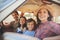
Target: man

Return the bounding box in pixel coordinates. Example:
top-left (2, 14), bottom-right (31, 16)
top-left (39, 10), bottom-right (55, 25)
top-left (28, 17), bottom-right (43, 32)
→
top-left (10, 11), bottom-right (19, 32)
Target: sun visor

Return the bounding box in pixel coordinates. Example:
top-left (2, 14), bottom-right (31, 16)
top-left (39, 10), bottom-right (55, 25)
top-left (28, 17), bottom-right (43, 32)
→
top-left (0, 0), bottom-right (26, 22)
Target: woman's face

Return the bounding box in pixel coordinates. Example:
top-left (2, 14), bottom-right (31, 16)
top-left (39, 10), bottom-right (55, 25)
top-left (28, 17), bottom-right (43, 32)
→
top-left (27, 21), bottom-right (34, 31)
top-left (38, 8), bottom-right (49, 21)
top-left (20, 18), bottom-right (26, 25)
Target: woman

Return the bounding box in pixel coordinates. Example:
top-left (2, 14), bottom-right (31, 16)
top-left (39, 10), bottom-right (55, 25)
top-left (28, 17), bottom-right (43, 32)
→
top-left (35, 6), bottom-right (60, 40)
top-left (16, 16), bottom-right (27, 34)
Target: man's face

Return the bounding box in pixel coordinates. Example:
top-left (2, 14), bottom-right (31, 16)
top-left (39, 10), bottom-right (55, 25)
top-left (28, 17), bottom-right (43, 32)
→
top-left (12, 12), bottom-right (18, 20)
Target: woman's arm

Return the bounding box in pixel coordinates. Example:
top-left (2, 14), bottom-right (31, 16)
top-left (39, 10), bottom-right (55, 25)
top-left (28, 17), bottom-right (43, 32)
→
top-left (50, 21), bottom-right (60, 35)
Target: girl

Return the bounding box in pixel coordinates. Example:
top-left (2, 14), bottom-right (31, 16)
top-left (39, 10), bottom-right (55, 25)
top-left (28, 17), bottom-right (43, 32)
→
top-left (23, 18), bottom-right (36, 37)
top-left (16, 16), bottom-right (27, 34)
top-left (35, 6), bottom-right (60, 40)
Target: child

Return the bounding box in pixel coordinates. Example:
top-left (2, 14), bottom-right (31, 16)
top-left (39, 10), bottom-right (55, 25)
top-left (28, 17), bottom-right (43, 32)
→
top-left (23, 18), bottom-right (36, 37)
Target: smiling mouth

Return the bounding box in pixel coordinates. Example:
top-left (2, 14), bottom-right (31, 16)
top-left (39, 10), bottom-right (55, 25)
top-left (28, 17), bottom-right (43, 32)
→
top-left (40, 16), bottom-right (45, 18)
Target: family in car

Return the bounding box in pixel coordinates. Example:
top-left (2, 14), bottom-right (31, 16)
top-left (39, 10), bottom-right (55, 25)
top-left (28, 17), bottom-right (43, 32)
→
top-left (0, 5), bottom-right (60, 40)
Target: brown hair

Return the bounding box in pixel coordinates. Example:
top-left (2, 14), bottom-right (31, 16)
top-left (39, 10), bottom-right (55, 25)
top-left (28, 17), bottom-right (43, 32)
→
top-left (37, 9), bottom-right (53, 25)
top-left (27, 18), bottom-right (37, 30)
top-left (12, 11), bottom-right (18, 15)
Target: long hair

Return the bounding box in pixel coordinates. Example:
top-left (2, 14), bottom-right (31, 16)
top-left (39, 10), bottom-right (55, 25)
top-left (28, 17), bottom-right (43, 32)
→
top-left (18, 16), bottom-right (27, 28)
top-left (37, 9), bottom-right (53, 26)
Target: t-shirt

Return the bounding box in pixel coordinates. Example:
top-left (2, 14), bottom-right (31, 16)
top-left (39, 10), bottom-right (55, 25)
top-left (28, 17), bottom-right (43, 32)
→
top-left (10, 21), bottom-right (19, 32)
top-left (23, 30), bottom-right (35, 37)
